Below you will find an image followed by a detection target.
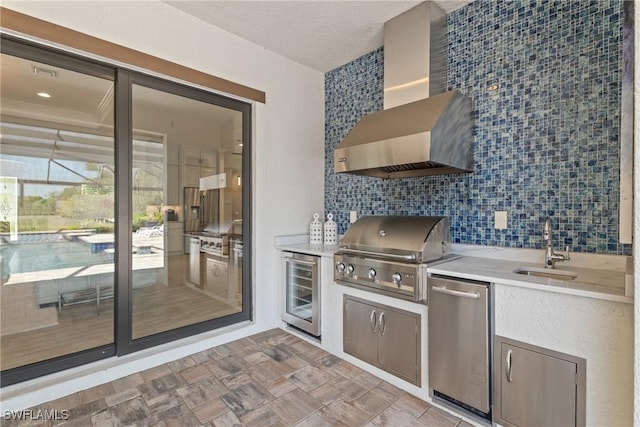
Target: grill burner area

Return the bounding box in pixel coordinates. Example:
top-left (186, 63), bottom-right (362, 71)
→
top-left (334, 215), bottom-right (453, 303)
top-left (198, 234), bottom-right (229, 256)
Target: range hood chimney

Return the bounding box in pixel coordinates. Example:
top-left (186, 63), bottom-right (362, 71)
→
top-left (334, 1), bottom-right (473, 179)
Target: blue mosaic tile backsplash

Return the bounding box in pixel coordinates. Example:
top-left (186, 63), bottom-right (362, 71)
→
top-left (324, 0), bottom-right (630, 255)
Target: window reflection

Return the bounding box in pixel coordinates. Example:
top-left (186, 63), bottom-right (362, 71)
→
top-left (131, 84), bottom-right (243, 339)
top-left (0, 53), bottom-right (115, 370)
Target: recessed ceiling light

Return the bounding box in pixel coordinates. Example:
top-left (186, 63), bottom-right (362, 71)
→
top-left (37, 92), bottom-right (52, 98)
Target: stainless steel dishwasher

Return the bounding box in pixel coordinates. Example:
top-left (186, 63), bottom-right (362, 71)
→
top-left (428, 274), bottom-right (492, 420)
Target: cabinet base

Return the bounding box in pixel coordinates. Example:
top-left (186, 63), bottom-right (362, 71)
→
top-left (432, 390), bottom-right (492, 423)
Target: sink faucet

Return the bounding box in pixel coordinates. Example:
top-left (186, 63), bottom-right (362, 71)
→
top-left (543, 218), bottom-right (570, 269)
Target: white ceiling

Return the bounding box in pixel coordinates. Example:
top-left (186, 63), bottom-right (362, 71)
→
top-left (165, 1), bottom-right (474, 73)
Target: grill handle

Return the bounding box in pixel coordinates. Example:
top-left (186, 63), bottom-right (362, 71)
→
top-left (339, 248), bottom-right (416, 261)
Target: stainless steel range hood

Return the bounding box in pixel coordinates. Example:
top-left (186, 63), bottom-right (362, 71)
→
top-left (334, 2), bottom-right (473, 179)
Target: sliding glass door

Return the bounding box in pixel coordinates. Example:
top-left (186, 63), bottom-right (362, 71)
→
top-left (0, 43), bottom-right (116, 376)
top-left (128, 80), bottom-right (245, 342)
top-left (0, 37), bottom-right (251, 384)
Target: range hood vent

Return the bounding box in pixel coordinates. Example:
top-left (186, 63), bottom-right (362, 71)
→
top-left (334, 2), bottom-right (473, 179)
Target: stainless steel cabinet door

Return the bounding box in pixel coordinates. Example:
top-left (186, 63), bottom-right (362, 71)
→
top-left (499, 342), bottom-right (578, 427)
top-left (343, 296), bottom-right (420, 385)
top-left (206, 257), bottom-right (228, 298)
top-left (377, 308), bottom-right (420, 384)
top-left (343, 297), bottom-right (378, 366)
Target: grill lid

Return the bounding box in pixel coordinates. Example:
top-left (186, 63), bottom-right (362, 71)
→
top-left (338, 215), bottom-right (451, 263)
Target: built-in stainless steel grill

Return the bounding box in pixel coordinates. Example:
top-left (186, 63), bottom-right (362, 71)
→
top-left (334, 215), bottom-right (453, 303)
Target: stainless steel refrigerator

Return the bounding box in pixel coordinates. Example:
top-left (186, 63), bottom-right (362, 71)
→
top-left (184, 187), bottom-right (219, 251)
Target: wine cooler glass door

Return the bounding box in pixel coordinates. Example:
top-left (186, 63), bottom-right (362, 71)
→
top-left (283, 253), bottom-right (320, 336)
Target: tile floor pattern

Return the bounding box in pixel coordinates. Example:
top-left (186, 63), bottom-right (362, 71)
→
top-left (6, 329), bottom-right (473, 426)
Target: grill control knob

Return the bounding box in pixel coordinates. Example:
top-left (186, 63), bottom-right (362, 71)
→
top-left (391, 273), bottom-right (402, 285)
top-left (336, 262), bottom-right (346, 273)
top-left (367, 268), bottom-right (376, 279)
top-left (346, 264), bottom-right (355, 274)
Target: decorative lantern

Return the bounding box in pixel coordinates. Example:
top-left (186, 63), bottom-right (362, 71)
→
top-left (324, 213), bottom-right (337, 245)
top-left (310, 213), bottom-right (323, 244)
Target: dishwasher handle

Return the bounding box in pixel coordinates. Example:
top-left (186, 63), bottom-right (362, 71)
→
top-left (431, 285), bottom-right (480, 300)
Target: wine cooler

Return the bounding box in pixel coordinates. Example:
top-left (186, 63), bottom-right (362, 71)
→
top-left (281, 252), bottom-right (320, 337)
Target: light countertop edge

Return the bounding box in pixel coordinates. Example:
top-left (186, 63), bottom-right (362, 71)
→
top-left (275, 242), bottom-right (340, 257)
top-left (275, 243), bottom-right (633, 305)
top-left (428, 256), bottom-right (632, 305)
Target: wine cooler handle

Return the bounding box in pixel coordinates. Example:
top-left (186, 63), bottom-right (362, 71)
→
top-left (284, 257), bottom-right (317, 267)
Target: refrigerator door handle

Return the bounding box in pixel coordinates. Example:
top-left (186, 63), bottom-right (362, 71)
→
top-left (200, 193), bottom-right (205, 227)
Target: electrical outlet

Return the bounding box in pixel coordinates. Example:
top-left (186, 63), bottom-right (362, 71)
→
top-left (350, 211), bottom-right (358, 224)
top-left (495, 211), bottom-right (507, 229)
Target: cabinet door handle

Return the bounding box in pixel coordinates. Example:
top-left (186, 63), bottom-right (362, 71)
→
top-left (369, 310), bottom-right (377, 333)
top-left (505, 349), bottom-right (513, 382)
top-left (378, 312), bottom-right (386, 335)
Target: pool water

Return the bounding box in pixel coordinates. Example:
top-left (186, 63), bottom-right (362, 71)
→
top-left (9, 240), bottom-right (112, 274)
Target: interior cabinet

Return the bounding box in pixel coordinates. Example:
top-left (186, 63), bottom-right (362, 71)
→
top-left (184, 165), bottom-right (201, 188)
top-left (493, 336), bottom-right (586, 427)
top-left (164, 144), bottom-right (181, 205)
top-left (166, 144), bottom-right (180, 166)
top-left (182, 146), bottom-right (203, 165)
top-left (183, 146), bottom-right (216, 167)
top-left (165, 222), bottom-right (183, 255)
top-left (181, 146), bottom-right (218, 187)
top-left (199, 151), bottom-right (217, 168)
top-left (343, 295), bottom-right (420, 385)
top-left (200, 167), bottom-right (216, 179)
top-left (166, 164), bottom-right (180, 205)
top-left (206, 256), bottom-right (228, 299)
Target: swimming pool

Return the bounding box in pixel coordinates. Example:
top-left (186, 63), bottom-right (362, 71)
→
top-left (8, 238), bottom-right (112, 274)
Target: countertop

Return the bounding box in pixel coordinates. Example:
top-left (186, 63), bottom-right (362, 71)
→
top-left (428, 256), bottom-right (631, 304)
top-left (275, 239), bottom-right (632, 304)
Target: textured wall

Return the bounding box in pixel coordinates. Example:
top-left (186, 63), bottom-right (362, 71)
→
top-left (325, 0), bottom-right (630, 255)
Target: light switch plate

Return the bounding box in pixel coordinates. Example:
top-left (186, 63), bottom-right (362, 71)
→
top-left (350, 211), bottom-right (358, 224)
top-left (495, 211), bottom-right (508, 229)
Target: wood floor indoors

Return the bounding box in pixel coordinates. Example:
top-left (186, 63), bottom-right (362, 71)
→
top-left (3, 329), bottom-right (472, 427)
top-left (1, 261), bottom-right (242, 371)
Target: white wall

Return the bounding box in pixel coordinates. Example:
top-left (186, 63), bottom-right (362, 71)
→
top-left (1, 0), bottom-right (325, 408)
top-left (634, 3), bottom-right (640, 426)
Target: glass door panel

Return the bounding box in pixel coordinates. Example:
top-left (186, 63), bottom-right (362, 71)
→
top-left (0, 53), bottom-right (115, 370)
top-left (282, 253), bottom-right (319, 336)
top-left (286, 261), bottom-right (314, 322)
top-left (130, 84), bottom-right (243, 339)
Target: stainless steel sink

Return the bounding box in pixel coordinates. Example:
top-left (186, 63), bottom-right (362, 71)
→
top-left (514, 266), bottom-right (578, 281)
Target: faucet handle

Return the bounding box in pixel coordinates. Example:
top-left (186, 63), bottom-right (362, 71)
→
top-left (543, 218), bottom-right (552, 240)
top-left (563, 246), bottom-right (571, 261)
